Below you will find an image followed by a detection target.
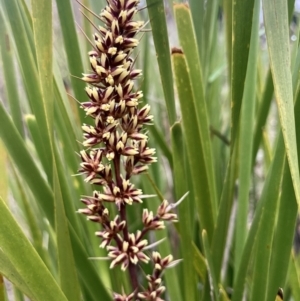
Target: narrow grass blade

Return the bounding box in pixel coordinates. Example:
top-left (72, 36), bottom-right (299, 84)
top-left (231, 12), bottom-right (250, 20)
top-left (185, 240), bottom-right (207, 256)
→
top-left (0, 250), bottom-right (33, 299)
top-left (219, 285), bottom-right (230, 301)
top-left (81, 0), bottom-right (93, 69)
top-left (54, 145), bottom-right (81, 235)
top-left (250, 176), bottom-right (281, 301)
top-left (202, 147), bottom-right (236, 300)
top-left (172, 51), bottom-right (215, 240)
top-left (54, 161), bottom-right (81, 301)
top-left (232, 133), bottom-right (286, 301)
top-left (252, 4), bottom-right (294, 165)
top-left (223, 0), bottom-right (232, 78)
top-left (11, 166), bottom-right (49, 266)
top-left (0, 198), bottom-right (68, 301)
top-left (192, 243), bottom-right (206, 283)
top-left (3, 0), bottom-right (53, 181)
top-left (266, 56), bottom-right (300, 299)
top-left (26, 114), bottom-right (51, 183)
top-left (32, 0), bottom-right (53, 144)
top-left (171, 122), bottom-right (198, 300)
top-left (0, 102), bottom-right (110, 300)
top-left (189, 0), bottom-right (204, 62)
top-left (146, 0), bottom-right (176, 125)
top-left (231, 0), bottom-right (255, 143)
top-left (263, 0), bottom-right (300, 207)
top-left (232, 207), bottom-right (266, 301)
top-left (55, 0), bottom-right (86, 123)
top-left (202, 0), bottom-right (219, 82)
top-left (235, 0), bottom-right (259, 267)
top-left (266, 161), bottom-right (297, 301)
top-left (174, 3), bottom-right (218, 221)
top-left (69, 225), bottom-right (111, 301)
top-left (149, 124), bottom-right (172, 167)
top-left (252, 70), bottom-right (273, 164)
top-left (87, 0), bottom-right (106, 12)
top-left (202, 230), bottom-right (219, 301)
top-left (18, 0), bottom-right (35, 56)
top-left (0, 13), bottom-right (24, 137)
top-left (0, 142), bottom-right (8, 203)
top-left (0, 103), bottom-right (54, 225)
top-left (289, 253), bottom-right (300, 300)
top-left (53, 61), bottom-right (82, 167)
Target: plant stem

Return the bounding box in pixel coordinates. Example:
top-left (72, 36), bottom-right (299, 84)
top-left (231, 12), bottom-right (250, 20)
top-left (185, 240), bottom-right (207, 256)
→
top-left (114, 155), bottom-right (139, 290)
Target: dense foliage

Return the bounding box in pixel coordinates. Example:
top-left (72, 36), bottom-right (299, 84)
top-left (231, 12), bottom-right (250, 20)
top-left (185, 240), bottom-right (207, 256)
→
top-left (0, 0), bottom-right (300, 300)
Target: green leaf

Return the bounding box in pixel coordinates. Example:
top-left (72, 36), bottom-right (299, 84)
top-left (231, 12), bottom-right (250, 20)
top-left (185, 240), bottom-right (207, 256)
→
top-left (55, 0), bottom-right (89, 124)
top-left (146, 0), bottom-right (176, 125)
top-left (68, 226), bottom-right (111, 301)
top-left (232, 133), bottom-right (286, 301)
top-left (231, 0), bottom-right (255, 143)
top-left (53, 62), bottom-right (82, 170)
top-left (11, 166), bottom-right (49, 266)
top-left (266, 38), bottom-right (300, 299)
top-left (54, 160), bottom-right (81, 301)
top-left (189, 0), bottom-right (204, 61)
top-left (0, 197), bottom-right (68, 301)
top-left (252, 70), bottom-right (273, 164)
top-left (2, 0), bottom-right (53, 182)
top-left (26, 115), bottom-right (51, 184)
top-left (31, 0), bottom-right (54, 186)
top-left (250, 174), bottom-right (281, 301)
top-left (219, 285), bottom-right (230, 301)
top-left (0, 250), bottom-right (32, 299)
top-left (54, 144), bottom-right (81, 235)
top-left (235, 0), bottom-right (260, 267)
top-left (171, 122), bottom-right (198, 300)
top-left (266, 161), bottom-right (297, 301)
top-left (232, 207), bottom-right (266, 301)
top-left (32, 0), bottom-right (53, 141)
top-left (174, 3), bottom-right (218, 225)
top-left (262, 0), bottom-right (300, 208)
top-left (205, 147), bottom-right (237, 300)
top-left (289, 253), bottom-right (300, 301)
top-left (18, 0), bottom-right (35, 55)
top-left (0, 141), bottom-right (8, 203)
top-left (172, 51), bottom-right (215, 241)
top-left (0, 103), bottom-right (109, 301)
top-left (192, 243), bottom-right (206, 283)
top-left (202, 0), bottom-right (219, 82)
top-left (0, 103), bottom-right (54, 225)
top-left (149, 124), bottom-right (172, 167)
top-left (202, 230), bottom-right (219, 301)
top-left (0, 13), bottom-right (24, 137)
top-left (223, 0), bottom-right (232, 78)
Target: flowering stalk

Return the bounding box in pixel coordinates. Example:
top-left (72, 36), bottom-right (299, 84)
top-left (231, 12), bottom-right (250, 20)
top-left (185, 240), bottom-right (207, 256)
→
top-left (77, 0), bottom-right (179, 299)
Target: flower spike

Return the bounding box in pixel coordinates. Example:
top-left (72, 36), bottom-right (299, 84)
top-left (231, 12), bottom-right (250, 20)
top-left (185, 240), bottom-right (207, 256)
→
top-left (76, 0), bottom-right (181, 299)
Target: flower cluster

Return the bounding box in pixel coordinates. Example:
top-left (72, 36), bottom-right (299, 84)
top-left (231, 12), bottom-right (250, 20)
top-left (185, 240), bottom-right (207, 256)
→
top-left (77, 0), bottom-right (180, 299)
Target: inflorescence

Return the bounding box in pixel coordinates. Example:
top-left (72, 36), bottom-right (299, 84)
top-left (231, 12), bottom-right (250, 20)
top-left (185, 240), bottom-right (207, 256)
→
top-left (77, 0), bottom-right (179, 299)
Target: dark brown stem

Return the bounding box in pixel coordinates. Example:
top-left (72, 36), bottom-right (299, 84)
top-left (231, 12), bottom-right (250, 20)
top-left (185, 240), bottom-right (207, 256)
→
top-left (209, 125), bottom-right (230, 145)
top-left (128, 263), bottom-right (139, 291)
top-left (113, 154), bottom-right (139, 291)
top-left (113, 154), bottom-right (122, 187)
